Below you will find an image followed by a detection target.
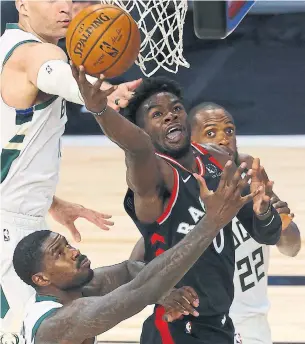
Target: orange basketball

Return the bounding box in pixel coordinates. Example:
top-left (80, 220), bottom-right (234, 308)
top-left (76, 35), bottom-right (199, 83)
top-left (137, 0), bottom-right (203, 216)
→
top-left (66, 4), bottom-right (141, 78)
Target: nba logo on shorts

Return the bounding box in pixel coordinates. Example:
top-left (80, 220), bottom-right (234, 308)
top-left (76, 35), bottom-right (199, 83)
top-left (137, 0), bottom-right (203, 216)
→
top-left (3, 229), bottom-right (10, 241)
top-left (234, 332), bottom-right (243, 344)
top-left (185, 321), bottom-right (192, 334)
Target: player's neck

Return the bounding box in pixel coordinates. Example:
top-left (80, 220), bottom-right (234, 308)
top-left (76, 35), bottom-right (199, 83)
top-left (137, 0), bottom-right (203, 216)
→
top-left (176, 149), bottom-right (198, 173)
top-left (18, 20), bottom-right (59, 45)
top-left (37, 287), bottom-right (82, 304)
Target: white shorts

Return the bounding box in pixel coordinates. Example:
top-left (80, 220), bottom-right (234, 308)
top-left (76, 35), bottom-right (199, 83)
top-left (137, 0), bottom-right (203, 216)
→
top-left (0, 210), bottom-right (49, 334)
top-left (233, 314), bottom-right (272, 344)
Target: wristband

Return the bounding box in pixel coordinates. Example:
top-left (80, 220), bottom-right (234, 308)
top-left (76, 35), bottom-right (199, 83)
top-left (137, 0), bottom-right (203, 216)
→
top-left (256, 201), bottom-right (271, 219)
top-left (93, 105), bottom-right (108, 116)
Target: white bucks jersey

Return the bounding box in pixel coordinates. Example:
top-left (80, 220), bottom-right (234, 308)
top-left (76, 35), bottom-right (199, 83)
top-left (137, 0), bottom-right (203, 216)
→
top-left (22, 295), bottom-right (62, 344)
top-left (230, 217), bottom-right (270, 323)
top-left (0, 24), bottom-right (67, 217)
top-left (22, 295), bottom-right (97, 344)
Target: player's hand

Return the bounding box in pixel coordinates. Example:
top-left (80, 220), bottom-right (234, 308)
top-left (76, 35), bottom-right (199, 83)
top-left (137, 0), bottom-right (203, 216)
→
top-left (159, 287), bottom-right (199, 322)
top-left (71, 63), bottom-right (117, 113)
top-left (250, 158), bottom-right (274, 216)
top-left (194, 161), bottom-right (262, 228)
top-left (271, 196), bottom-right (294, 230)
top-left (270, 196), bottom-right (292, 216)
top-left (107, 79), bottom-right (142, 111)
top-left (49, 197), bottom-right (114, 242)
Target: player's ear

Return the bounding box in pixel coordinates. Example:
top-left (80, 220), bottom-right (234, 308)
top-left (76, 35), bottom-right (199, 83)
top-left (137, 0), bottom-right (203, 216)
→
top-left (16, 0), bottom-right (29, 16)
top-left (32, 272), bottom-right (51, 288)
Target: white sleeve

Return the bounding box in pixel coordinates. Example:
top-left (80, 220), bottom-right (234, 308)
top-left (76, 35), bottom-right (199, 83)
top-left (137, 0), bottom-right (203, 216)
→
top-left (36, 59), bottom-right (98, 105)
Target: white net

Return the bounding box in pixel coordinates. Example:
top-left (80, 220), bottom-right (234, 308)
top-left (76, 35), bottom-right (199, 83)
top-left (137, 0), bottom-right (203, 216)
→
top-left (100, 0), bottom-right (189, 77)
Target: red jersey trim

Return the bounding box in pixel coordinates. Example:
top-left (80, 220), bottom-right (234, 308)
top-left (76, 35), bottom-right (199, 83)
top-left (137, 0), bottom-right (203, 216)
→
top-left (192, 142), bottom-right (223, 171)
top-left (155, 305), bottom-right (175, 344)
top-left (156, 152), bottom-right (204, 176)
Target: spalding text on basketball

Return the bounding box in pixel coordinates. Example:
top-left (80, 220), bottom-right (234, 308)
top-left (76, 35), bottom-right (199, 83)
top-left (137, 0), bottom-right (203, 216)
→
top-left (73, 13), bottom-right (112, 58)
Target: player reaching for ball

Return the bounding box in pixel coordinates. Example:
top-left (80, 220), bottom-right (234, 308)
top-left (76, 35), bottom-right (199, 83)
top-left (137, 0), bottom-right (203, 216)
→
top-left (0, 0), bottom-right (141, 336)
top-left (130, 102), bottom-right (301, 344)
top-left (14, 158), bottom-right (261, 344)
top-left (72, 68), bottom-right (282, 343)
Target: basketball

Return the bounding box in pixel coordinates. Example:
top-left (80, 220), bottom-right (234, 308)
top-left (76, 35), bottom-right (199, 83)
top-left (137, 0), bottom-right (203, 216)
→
top-left (66, 4), bottom-right (141, 78)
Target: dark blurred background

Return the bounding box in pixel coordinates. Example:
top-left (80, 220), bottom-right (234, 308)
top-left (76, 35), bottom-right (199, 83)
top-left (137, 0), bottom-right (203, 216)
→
top-left (1, 0), bottom-right (305, 135)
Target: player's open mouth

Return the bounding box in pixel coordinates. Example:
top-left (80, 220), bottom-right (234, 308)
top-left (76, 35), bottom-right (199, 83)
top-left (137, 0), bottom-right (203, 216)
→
top-left (166, 125), bottom-right (184, 143)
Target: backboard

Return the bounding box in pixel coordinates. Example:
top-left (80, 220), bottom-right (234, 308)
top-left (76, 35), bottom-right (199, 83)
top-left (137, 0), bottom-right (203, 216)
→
top-left (193, 0), bottom-right (255, 39)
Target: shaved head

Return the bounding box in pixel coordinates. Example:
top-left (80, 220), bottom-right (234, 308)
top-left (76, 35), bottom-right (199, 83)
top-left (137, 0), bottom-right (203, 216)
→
top-left (16, 0), bottom-right (72, 44)
top-left (189, 102), bottom-right (237, 157)
top-left (189, 102), bottom-right (234, 129)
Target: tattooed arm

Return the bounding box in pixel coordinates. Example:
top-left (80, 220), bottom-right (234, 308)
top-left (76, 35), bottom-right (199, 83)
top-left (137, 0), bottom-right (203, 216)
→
top-left (82, 260), bottom-right (145, 297)
top-left (35, 162), bottom-right (255, 344)
top-left (82, 261), bottom-right (200, 320)
top-left (36, 217), bottom-right (221, 344)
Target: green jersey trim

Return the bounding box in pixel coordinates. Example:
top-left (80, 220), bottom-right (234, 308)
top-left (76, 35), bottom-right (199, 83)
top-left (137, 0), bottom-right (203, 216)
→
top-left (35, 294), bottom-right (59, 303)
top-left (0, 285), bottom-right (10, 318)
top-left (6, 23), bottom-right (21, 30)
top-left (1, 149), bottom-right (21, 183)
top-left (31, 308), bottom-right (58, 342)
top-left (3, 40), bottom-right (39, 67)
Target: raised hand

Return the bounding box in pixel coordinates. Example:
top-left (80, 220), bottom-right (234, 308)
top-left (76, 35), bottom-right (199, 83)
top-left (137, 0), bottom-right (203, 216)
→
top-left (71, 63), bottom-right (117, 113)
top-left (250, 158), bottom-right (274, 216)
top-left (160, 286), bottom-right (200, 322)
top-left (107, 79), bottom-right (142, 111)
top-left (270, 195), bottom-right (294, 229)
top-left (49, 197), bottom-right (114, 242)
top-left (194, 161), bottom-right (261, 228)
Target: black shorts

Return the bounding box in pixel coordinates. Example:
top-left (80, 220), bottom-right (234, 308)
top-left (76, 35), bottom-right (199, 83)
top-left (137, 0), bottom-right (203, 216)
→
top-left (140, 306), bottom-right (235, 344)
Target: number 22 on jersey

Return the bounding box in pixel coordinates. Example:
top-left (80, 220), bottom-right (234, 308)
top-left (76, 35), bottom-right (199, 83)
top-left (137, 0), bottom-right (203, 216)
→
top-left (233, 219), bottom-right (266, 292)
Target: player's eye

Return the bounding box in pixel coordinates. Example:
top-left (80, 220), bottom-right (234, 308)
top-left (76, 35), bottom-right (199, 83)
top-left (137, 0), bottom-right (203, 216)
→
top-left (152, 111), bottom-right (162, 118)
top-left (173, 105), bottom-right (182, 112)
top-left (206, 130), bottom-right (215, 138)
top-left (226, 127), bottom-right (235, 135)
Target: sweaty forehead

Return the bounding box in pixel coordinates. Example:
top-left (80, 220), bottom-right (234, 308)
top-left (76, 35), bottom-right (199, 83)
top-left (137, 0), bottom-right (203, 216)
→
top-left (195, 107), bottom-right (234, 125)
top-left (41, 232), bottom-right (64, 253)
top-left (142, 92), bottom-right (179, 111)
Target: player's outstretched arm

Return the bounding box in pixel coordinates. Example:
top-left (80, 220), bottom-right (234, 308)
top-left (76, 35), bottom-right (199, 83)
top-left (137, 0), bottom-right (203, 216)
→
top-left (235, 158), bottom-right (282, 244)
top-left (269, 197), bottom-right (301, 256)
top-left (3, 42), bottom-right (133, 108)
top-left (201, 146), bottom-right (282, 245)
top-left (72, 64), bottom-right (174, 223)
top-left (83, 262), bottom-right (200, 320)
top-left (239, 153), bottom-right (301, 255)
top-left (276, 221), bottom-right (301, 256)
top-left (82, 260), bottom-right (145, 297)
top-left (35, 162), bottom-right (258, 344)
top-left (130, 237), bottom-right (145, 261)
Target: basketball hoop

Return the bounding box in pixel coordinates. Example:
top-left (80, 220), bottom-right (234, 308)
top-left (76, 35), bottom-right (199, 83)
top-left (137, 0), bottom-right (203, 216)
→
top-left (100, 0), bottom-right (190, 77)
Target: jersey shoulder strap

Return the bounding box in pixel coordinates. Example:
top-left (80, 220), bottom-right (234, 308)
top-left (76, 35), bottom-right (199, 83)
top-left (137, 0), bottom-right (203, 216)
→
top-left (22, 295), bottom-right (62, 344)
top-left (0, 23), bottom-right (41, 72)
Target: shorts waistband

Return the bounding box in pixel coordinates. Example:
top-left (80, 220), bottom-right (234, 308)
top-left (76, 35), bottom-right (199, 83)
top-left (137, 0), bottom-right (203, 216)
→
top-left (0, 209), bottom-right (48, 229)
